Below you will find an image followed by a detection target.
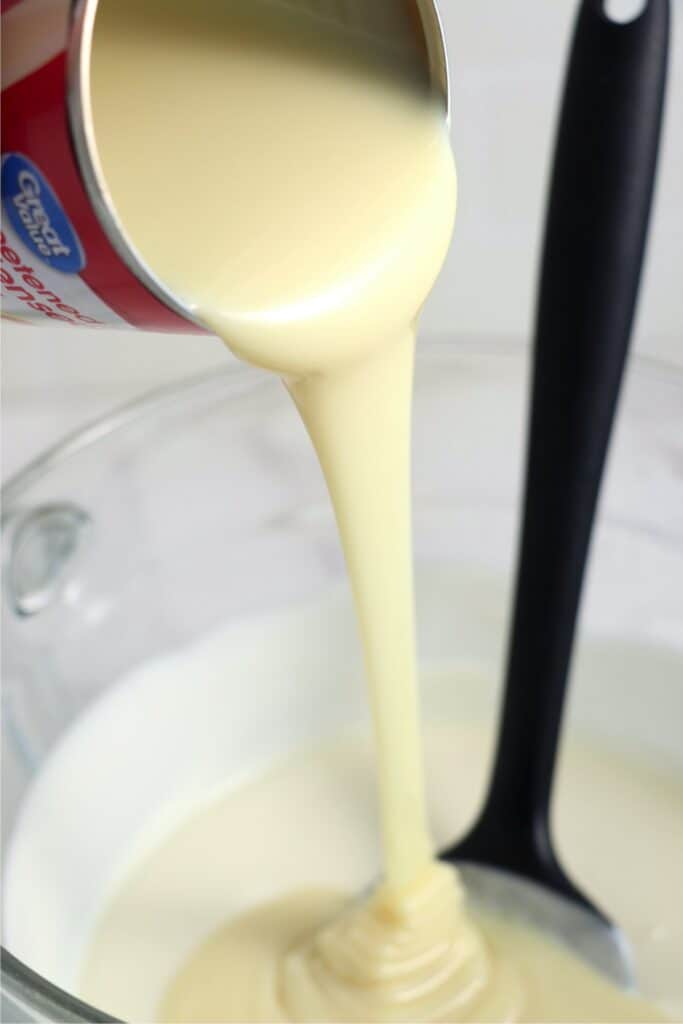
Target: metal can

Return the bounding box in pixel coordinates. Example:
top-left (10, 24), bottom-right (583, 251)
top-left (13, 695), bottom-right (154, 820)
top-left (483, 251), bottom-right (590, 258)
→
top-left (2, 0), bottom-right (206, 331)
top-left (1, 0), bottom-right (448, 333)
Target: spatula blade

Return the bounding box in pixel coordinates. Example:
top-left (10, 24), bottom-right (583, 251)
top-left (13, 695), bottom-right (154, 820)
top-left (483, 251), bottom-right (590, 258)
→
top-left (457, 862), bottom-right (635, 991)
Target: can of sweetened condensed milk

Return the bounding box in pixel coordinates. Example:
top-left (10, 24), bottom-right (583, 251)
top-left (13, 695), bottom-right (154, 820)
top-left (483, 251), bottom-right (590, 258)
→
top-left (1, 0), bottom-right (448, 332)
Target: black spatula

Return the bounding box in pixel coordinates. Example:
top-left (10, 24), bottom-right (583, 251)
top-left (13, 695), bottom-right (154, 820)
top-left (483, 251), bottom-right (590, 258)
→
top-left (441, 0), bottom-right (669, 988)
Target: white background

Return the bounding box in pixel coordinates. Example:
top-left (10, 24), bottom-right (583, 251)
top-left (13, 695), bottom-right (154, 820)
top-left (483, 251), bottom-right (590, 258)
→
top-left (2, 0), bottom-right (682, 479)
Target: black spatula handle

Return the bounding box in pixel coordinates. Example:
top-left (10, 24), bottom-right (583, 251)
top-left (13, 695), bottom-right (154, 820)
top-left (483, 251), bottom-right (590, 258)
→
top-left (454, 0), bottom-right (669, 893)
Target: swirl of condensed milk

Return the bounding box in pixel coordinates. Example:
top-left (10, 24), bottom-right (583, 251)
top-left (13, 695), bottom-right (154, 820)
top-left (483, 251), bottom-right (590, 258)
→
top-left (280, 864), bottom-right (524, 1022)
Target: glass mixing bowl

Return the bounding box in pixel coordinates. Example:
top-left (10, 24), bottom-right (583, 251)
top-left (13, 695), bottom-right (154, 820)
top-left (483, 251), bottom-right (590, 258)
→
top-left (2, 340), bottom-right (682, 1022)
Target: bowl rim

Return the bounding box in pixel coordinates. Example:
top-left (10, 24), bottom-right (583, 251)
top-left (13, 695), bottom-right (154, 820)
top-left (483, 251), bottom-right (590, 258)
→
top-left (1, 948), bottom-right (118, 1023)
top-left (1, 361), bottom-right (258, 506)
top-left (2, 337), bottom-right (682, 1021)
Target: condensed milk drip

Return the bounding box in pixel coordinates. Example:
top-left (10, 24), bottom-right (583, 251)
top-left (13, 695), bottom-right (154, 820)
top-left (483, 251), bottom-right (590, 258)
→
top-left (91, 0), bottom-right (452, 907)
top-left (88, 1), bottom-right (666, 1020)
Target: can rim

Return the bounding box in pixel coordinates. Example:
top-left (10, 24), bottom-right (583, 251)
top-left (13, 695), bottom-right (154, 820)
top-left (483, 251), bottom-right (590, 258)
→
top-left (64, 0), bottom-right (450, 334)
top-left (66, 0), bottom-right (206, 329)
top-left (418, 0), bottom-right (450, 120)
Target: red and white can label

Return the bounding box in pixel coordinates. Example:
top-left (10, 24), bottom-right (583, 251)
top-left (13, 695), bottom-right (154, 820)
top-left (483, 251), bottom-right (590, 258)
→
top-left (1, 0), bottom-right (204, 333)
top-left (2, 151), bottom-right (126, 327)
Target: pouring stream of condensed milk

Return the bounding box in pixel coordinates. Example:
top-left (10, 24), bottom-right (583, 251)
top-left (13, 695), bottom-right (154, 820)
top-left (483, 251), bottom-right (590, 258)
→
top-left (88, 1), bottom-right (665, 1019)
top-left (91, 0), bottom-right (450, 892)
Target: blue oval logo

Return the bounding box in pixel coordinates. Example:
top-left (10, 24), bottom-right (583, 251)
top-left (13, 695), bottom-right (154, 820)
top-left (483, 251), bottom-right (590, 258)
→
top-left (1, 153), bottom-right (85, 274)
